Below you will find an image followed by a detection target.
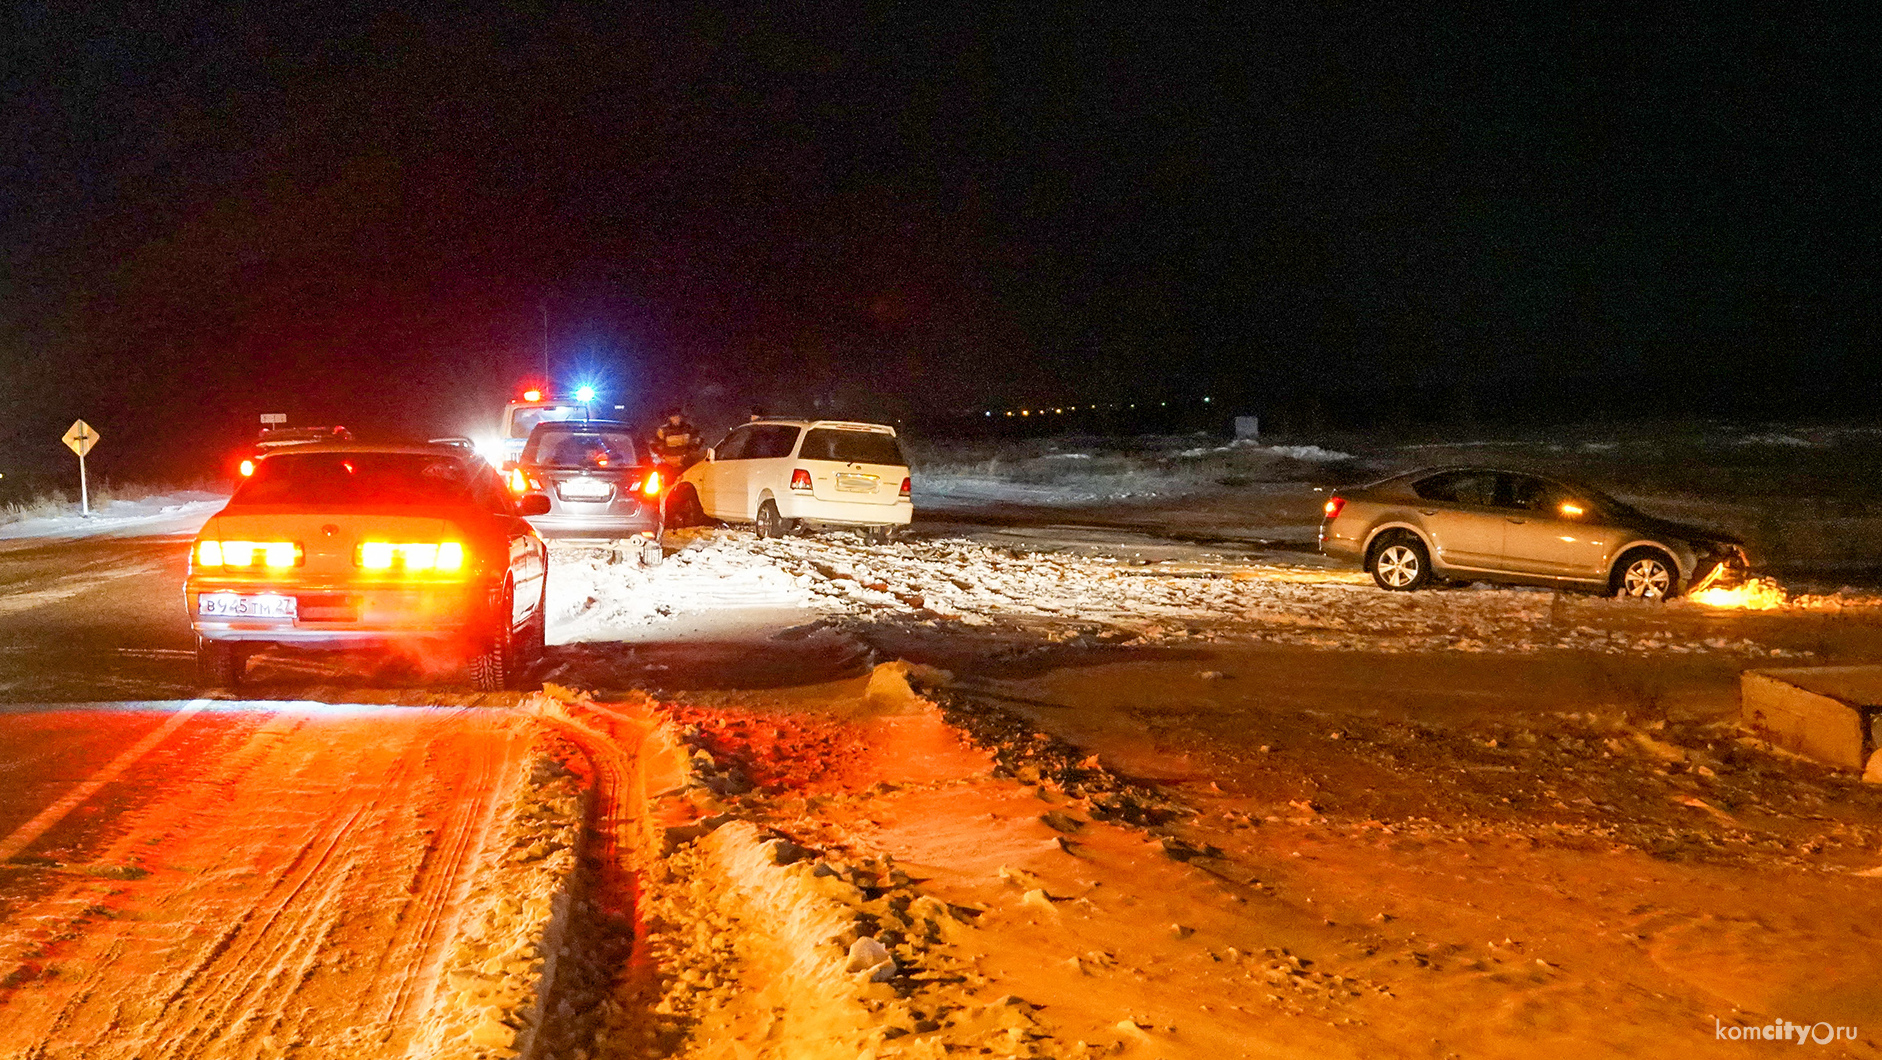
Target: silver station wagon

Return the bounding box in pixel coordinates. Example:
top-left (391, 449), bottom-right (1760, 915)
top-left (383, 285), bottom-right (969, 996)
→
top-left (1319, 467), bottom-right (1748, 598)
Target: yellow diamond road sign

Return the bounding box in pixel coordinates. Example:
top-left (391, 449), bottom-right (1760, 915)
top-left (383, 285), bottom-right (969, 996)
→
top-left (63, 419), bottom-right (99, 458)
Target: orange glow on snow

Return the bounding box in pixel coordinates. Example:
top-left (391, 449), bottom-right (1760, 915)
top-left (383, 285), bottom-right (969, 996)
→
top-left (1690, 577), bottom-right (1787, 610)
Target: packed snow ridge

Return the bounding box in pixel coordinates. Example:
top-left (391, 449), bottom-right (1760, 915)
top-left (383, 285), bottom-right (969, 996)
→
top-left (548, 530), bottom-right (1844, 657)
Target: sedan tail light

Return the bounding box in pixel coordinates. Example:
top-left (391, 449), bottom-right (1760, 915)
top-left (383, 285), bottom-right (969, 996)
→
top-left (1323, 497), bottom-right (1345, 520)
top-left (238, 459), bottom-right (256, 478)
top-left (197, 540), bottom-right (304, 568)
top-left (640, 469), bottom-right (662, 497)
top-left (900, 477), bottom-right (912, 497)
top-left (790, 468), bottom-right (813, 492)
top-left (356, 541), bottom-right (467, 573)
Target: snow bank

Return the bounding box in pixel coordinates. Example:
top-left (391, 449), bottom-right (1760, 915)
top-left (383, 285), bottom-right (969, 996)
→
top-left (547, 535), bottom-right (820, 643)
top-left (909, 435), bottom-right (1358, 511)
top-left (1177, 440), bottom-right (1353, 461)
top-left (618, 665), bottom-right (1047, 1057)
top-left (543, 528), bottom-right (1847, 656)
top-left (0, 491), bottom-right (225, 540)
top-left (410, 747), bottom-right (584, 1060)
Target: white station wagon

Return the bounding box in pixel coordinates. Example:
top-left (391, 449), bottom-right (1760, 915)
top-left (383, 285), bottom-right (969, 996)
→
top-left (667, 420), bottom-right (913, 542)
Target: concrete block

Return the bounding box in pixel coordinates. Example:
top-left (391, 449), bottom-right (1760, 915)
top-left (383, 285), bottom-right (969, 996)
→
top-left (1741, 666), bottom-right (1882, 770)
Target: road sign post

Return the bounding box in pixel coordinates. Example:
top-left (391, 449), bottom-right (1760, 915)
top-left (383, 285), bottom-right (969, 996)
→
top-left (62, 420), bottom-right (100, 517)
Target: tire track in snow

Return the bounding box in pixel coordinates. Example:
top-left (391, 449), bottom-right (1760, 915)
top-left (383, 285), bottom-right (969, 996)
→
top-left (142, 796), bottom-right (377, 1060)
top-left (0, 707), bottom-right (532, 1060)
top-left (379, 713), bottom-right (525, 1032)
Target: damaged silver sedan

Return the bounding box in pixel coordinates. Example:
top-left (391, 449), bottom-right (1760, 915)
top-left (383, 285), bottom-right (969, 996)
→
top-left (1319, 467), bottom-right (1749, 598)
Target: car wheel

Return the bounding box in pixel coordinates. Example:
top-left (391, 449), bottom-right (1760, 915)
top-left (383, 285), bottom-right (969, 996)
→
top-left (471, 586), bottom-right (516, 692)
top-left (197, 639), bottom-right (243, 688)
top-left (666, 486), bottom-right (706, 528)
top-left (1368, 533), bottom-right (1431, 591)
top-left (755, 500), bottom-right (783, 539)
top-left (1614, 549), bottom-right (1676, 600)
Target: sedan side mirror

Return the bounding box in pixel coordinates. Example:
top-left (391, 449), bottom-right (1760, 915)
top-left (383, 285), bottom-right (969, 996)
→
top-left (706, 447), bottom-right (716, 462)
top-left (517, 494), bottom-right (551, 516)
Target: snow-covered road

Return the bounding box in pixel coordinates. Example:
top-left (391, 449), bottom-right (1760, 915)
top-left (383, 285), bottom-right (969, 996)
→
top-left (0, 705), bottom-right (541, 1060)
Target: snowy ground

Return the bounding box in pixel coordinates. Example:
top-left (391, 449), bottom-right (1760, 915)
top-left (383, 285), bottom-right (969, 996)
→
top-left (549, 529), bottom-right (1880, 663)
top-left (0, 491), bottom-right (225, 542)
top-left (4, 428), bottom-right (1882, 1056)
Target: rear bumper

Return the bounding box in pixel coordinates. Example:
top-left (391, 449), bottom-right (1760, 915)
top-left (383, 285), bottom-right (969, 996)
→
top-left (525, 513), bottom-right (660, 540)
top-left (186, 580), bottom-right (493, 645)
top-left (774, 495), bottom-right (913, 527)
top-left (1318, 521), bottom-right (1364, 561)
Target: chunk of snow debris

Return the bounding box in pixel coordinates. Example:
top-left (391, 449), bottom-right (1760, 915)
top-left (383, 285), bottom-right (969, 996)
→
top-left (1198, 670), bottom-right (1229, 680)
top-left (1866, 750), bottom-right (1882, 785)
top-left (1171, 923), bottom-right (1196, 939)
top-left (845, 936), bottom-right (897, 979)
top-left (1038, 811), bottom-right (1085, 833)
top-left (761, 837), bottom-right (813, 865)
top-left (1021, 888), bottom-right (1059, 913)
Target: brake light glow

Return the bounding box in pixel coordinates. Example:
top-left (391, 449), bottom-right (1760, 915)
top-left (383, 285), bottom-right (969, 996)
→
top-left (356, 542), bottom-right (466, 571)
top-left (790, 468), bottom-right (813, 491)
top-left (641, 469), bottom-right (662, 497)
top-left (196, 540), bottom-right (304, 568)
top-left (508, 467), bottom-right (529, 494)
top-left (239, 459), bottom-right (256, 477)
top-left (1323, 497), bottom-right (1345, 520)
top-left (900, 476), bottom-right (912, 497)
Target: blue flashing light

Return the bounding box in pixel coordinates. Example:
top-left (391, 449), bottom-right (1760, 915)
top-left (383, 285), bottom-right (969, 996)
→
top-left (575, 385), bottom-right (597, 403)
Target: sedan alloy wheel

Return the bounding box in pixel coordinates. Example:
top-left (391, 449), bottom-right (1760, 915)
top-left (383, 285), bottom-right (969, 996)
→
top-left (1619, 554), bottom-right (1674, 599)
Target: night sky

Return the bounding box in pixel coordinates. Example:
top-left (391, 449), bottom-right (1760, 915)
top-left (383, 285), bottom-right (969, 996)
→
top-left (3, 4), bottom-right (1877, 479)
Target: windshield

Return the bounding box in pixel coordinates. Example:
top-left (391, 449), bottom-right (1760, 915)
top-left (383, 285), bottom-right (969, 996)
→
top-left (232, 453), bottom-right (476, 506)
top-left (798, 429), bottom-right (905, 466)
top-left (508, 405), bottom-right (587, 438)
top-left (521, 428), bottom-right (640, 468)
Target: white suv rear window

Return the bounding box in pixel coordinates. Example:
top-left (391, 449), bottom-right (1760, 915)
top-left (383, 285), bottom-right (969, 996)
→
top-left (798, 429), bottom-right (905, 466)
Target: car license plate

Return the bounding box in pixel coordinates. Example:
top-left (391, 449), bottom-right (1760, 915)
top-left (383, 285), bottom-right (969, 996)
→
top-left (837, 473), bottom-right (878, 493)
top-left (557, 478), bottom-right (613, 501)
top-left (198, 592), bottom-right (297, 619)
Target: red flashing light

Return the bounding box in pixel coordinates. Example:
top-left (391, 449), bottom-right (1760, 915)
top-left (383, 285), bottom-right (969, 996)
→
top-left (522, 389), bottom-right (543, 402)
top-left (790, 468), bottom-right (813, 492)
top-left (1323, 497), bottom-right (1345, 520)
top-left (239, 458), bottom-right (256, 477)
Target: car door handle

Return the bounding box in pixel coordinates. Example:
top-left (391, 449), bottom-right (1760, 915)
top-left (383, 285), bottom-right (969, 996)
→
top-left (1419, 509), bottom-right (1437, 515)
top-left (1506, 517), bottom-right (1526, 524)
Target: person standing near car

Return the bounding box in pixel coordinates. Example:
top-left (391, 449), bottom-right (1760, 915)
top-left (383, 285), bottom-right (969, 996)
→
top-left (652, 407), bottom-right (704, 470)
